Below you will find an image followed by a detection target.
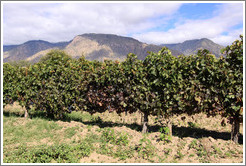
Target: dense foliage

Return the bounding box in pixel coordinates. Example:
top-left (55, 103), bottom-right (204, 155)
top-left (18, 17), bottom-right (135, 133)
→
top-left (3, 36), bottom-right (243, 143)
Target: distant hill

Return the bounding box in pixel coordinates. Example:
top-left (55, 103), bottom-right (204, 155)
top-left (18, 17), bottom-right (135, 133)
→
top-left (3, 34), bottom-right (182, 63)
top-left (3, 45), bottom-right (19, 52)
top-left (161, 38), bottom-right (224, 57)
top-left (61, 33), bottom-right (182, 62)
top-left (3, 40), bottom-right (69, 62)
top-left (3, 34), bottom-right (224, 63)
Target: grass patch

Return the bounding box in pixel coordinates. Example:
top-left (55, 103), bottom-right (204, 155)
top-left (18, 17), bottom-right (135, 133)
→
top-left (100, 128), bottom-right (129, 146)
top-left (175, 150), bottom-right (185, 160)
top-left (212, 145), bottom-right (223, 157)
top-left (4, 141), bottom-right (92, 163)
top-left (3, 116), bottom-right (62, 147)
top-left (188, 122), bottom-right (199, 128)
top-left (96, 142), bottom-right (114, 156)
top-left (64, 111), bottom-right (99, 123)
top-left (84, 128), bottom-right (133, 161)
top-left (113, 146), bottom-right (135, 160)
top-left (135, 136), bottom-right (156, 160)
top-left (64, 127), bottom-right (79, 139)
top-left (27, 118), bottom-right (62, 131)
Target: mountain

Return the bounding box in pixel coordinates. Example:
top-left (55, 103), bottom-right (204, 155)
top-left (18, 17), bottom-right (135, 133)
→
top-left (3, 40), bottom-right (69, 62)
top-left (3, 33), bottom-right (182, 63)
top-left (63, 33), bottom-right (182, 61)
top-left (3, 34), bottom-right (223, 63)
top-left (3, 45), bottom-right (19, 52)
top-left (161, 38), bottom-right (224, 57)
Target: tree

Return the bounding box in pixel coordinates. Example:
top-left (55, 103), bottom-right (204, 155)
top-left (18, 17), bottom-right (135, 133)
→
top-left (122, 53), bottom-right (156, 133)
top-left (220, 35), bottom-right (243, 143)
top-left (144, 47), bottom-right (183, 136)
top-left (31, 50), bottom-right (77, 119)
top-left (3, 63), bottom-right (18, 108)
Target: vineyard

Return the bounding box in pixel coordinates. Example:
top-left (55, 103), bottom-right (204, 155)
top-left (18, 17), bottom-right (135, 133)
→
top-left (3, 35), bottom-right (243, 163)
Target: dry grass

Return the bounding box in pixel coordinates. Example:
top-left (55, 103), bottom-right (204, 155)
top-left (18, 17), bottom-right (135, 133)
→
top-left (3, 103), bottom-right (244, 163)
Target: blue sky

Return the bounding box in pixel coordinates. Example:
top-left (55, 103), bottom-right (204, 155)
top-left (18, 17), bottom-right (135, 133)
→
top-left (2, 2), bottom-right (244, 46)
top-left (178, 3), bottom-right (220, 20)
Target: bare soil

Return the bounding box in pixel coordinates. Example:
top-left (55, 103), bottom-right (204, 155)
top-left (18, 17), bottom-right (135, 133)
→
top-left (3, 104), bottom-right (244, 163)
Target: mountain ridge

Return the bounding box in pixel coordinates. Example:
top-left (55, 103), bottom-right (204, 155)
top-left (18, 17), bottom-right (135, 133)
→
top-left (3, 34), bottom-right (224, 63)
top-left (3, 39), bottom-right (70, 62)
top-left (161, 38), bottom-right (224, 57)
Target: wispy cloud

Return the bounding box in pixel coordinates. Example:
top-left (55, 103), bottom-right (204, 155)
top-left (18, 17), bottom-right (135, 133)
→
top-left (133, 3), bottom-right (243, 46)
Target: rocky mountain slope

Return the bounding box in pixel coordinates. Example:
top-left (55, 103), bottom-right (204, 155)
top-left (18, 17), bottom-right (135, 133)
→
top-left (3, 34), bottom-right (182, 63)
top-left (63, 33), bottom-right (182, 62)
top-left (162, 38), bottom-right (224, 57)
top-left (3, 40), bottom-right (69, 62)
top-left (3, 34), bottom-right (224, 63)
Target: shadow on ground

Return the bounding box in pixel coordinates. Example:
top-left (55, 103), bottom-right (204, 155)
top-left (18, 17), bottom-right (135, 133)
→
top-left (77, 119), bottom-right (243, 145)
top-left (3, 111), bottom-right (243, 144)
top-left (61, 113), bottom-right (244, 145)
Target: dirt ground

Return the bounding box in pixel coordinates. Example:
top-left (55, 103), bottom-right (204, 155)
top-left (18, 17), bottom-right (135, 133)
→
top-left (3, 104), bottom-right (244, 163)
top-left (58, 111), bottom-right (244, 163)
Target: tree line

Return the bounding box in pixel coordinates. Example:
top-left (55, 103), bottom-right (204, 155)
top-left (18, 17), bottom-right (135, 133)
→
top-left (3, 35), bottom-right (243, 143)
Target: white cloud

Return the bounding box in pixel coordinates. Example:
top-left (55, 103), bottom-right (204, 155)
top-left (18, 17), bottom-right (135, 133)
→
top-left (211, 28), bottom-right (243, 46)
top-left (132, 3), bottom-right (244, 46)
top-left (3, 2), bottom-right (182, 45)
top-left (3, 3), bottom-right (243, 46)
